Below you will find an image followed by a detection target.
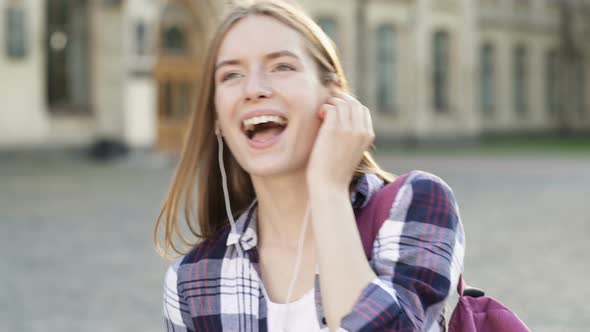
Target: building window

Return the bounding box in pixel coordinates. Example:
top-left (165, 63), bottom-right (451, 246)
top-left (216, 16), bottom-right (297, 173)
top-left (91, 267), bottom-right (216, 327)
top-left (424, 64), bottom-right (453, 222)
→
top-left (576, 59), bottom-right (586, 117)
top-left (159, 81), bottom-right (193, 119)
top-left (46, 0), bottom-right (90, 113)
top-left (5, 5), bottom-right (27, 59)
top-left (316, 16), bottom-right (338, 45)
top-left (480, 43), bottom-right (495, 115)
top-left (163, 26), bottom-right (187, 54)
top-left (130, 19), bottom-right (154, 77)
top-left (135, 20), bottom-right (147, 56)
top-left (375, 24), bottom-right (396, 113)
top-left (433, 30), bottom-right (450, 112)
top-left (161, 3), bottom-right (191, 55)
top-left (513, 45), bottom-right (528, 116)
top-left (545, 50), bottom-right (559, 116)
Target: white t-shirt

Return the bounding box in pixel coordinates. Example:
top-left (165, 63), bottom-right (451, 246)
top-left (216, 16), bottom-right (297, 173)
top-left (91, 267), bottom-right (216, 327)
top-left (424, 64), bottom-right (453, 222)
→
top-left (265, 288), bottom-right (329, 332)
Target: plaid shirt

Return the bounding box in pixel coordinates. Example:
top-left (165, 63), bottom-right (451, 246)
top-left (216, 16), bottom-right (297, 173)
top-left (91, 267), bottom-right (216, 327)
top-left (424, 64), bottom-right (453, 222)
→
top-left (163, 170), bottom-right (465, 331)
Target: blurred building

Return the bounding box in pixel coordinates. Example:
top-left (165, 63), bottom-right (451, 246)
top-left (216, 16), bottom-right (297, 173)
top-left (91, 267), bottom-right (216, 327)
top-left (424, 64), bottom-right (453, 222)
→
top-left (0, 0), bottom-right (588, 151)
top-left (0, 0), bottom-right (163, 150)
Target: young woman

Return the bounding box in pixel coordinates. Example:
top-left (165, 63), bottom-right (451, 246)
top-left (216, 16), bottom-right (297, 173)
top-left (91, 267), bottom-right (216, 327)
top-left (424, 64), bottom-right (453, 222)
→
top-left (155, 1), bottom-right (465, 331)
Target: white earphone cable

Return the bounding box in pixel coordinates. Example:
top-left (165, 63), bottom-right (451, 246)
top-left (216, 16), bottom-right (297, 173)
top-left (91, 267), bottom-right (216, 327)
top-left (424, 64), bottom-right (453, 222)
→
top-left (217, 133), bottom-right (244, 257)
top-left (217, 131), bottom-right (312, 331)
top-left (281, 203), bottom-right (311, 331)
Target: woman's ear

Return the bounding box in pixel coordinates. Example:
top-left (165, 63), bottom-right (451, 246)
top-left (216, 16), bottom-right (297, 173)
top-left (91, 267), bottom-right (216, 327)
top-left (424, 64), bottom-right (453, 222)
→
top-left (323, 78), bottom-right (343, 96)
top-left (322, 72), bottom-right (339, 86)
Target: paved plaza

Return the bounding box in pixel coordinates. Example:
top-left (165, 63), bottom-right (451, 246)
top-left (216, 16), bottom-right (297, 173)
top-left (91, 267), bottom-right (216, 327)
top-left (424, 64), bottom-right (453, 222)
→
top-left (1, 150), bottom-right (589, 331)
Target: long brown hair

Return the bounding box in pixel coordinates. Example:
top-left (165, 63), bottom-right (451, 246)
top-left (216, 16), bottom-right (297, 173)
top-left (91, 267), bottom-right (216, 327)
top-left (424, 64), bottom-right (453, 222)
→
top-left (154, 0), bottom-right (395, 258)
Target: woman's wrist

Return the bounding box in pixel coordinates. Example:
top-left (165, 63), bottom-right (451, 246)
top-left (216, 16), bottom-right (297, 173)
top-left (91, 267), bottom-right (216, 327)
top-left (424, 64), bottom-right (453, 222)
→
top-left (307, 179), bottom-right (349, 200)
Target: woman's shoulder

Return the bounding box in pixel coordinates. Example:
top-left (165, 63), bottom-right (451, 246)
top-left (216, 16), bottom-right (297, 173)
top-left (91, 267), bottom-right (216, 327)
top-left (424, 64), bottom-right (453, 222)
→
top-left (376, 170), bottom-right (460, 224)
top-left (165, 225), bottom-right (232, 275)
top-left (394, 169), bottom-right (453, 188)
top-left (388, 169), bottom-right (457, 202)
top-left (361, 170), bottom-right (457, 214)
top-left (164, 255), bottom-right (185, 289)
top-left (388, 170), bottom-right (461, 228)
top-left (369, 169), bottom-right (464, 259)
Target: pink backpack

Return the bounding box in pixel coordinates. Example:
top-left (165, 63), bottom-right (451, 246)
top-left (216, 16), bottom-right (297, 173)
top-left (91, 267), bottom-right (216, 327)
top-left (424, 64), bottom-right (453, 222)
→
top-left (355, 174), bottom-right (530, 332)
top-left (447, 275), bottom-right (530, 332)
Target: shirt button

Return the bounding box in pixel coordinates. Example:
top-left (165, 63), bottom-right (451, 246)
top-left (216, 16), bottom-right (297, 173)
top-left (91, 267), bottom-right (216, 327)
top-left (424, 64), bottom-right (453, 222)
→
top-left (322, 317), bottom-right (327, 325)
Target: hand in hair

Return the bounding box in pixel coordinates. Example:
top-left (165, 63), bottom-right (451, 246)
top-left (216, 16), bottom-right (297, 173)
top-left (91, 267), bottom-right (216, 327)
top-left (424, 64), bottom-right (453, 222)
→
top-left (307, 90), bottom-right (375, 191)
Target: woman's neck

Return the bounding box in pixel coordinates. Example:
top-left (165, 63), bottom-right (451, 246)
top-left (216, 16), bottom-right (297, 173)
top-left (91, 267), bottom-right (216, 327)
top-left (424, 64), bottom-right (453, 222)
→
top-left (251, 170), bottom-right (315, 249)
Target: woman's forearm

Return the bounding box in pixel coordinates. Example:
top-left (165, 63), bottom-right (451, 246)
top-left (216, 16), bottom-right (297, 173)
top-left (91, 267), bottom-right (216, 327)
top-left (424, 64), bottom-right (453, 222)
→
top-left (308, 184), bottom-right (377, 331)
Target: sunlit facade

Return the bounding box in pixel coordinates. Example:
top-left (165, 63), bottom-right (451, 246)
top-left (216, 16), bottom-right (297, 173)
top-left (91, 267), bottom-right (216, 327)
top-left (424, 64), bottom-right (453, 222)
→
top-left (0, 0), bottom-right (588, 150)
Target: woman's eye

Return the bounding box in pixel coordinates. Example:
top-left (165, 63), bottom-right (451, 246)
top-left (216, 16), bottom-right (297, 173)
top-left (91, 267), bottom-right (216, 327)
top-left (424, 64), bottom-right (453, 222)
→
top-left (220, 72), bottom-right (241, 82)
top-left (273, 64), bottom-right (295, 72)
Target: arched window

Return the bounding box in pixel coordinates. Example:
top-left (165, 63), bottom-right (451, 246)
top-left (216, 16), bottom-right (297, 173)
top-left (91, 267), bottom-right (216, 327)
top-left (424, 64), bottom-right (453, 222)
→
top-left (376, 24), bottom-right (396, 113)
top-left (316, 16), bottom-right (338, 45)
top-left (480, 43), bottom-right (495, 115)
top-left (433, 30), bottom-right (450, 112)
top-left (513, 45), bottom-right (528, 115)
top-left (163, 26), bottom-right (187, 54)
top-left (161, 3), bottom-right (191, 55)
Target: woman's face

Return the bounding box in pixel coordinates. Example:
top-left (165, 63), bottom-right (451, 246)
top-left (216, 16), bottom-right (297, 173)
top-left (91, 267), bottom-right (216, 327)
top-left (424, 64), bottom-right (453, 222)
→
top-left (214, 15), bottom-right (331, 178)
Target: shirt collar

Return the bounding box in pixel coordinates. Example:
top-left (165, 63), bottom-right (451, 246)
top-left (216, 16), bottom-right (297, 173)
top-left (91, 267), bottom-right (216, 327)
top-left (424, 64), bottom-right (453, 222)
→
top-left (225, 173), bottom-right (384, 249)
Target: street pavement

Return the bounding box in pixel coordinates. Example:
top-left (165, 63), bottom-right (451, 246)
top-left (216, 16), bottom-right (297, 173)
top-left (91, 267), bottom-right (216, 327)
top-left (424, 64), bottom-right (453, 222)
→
top-left (1, 150), bottom-right (589, 332)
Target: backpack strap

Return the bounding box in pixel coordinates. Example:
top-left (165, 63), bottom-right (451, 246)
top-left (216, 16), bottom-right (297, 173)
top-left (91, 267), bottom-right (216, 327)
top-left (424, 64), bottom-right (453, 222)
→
top-left (355, 173), bottom-right (411, 260)
top-left (457, 274), bottom-right (466, 296)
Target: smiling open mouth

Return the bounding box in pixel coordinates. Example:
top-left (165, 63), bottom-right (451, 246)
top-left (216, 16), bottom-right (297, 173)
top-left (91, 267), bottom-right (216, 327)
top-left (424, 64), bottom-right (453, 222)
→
top-left (242, 115), bottom-right (288, 142)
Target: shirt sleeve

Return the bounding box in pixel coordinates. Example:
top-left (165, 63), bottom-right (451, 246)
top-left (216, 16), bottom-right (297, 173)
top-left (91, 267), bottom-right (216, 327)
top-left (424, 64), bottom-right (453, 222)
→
top-left (163, 258), bottom-right (194, 332)
top-left (340, 171), bottom-right (466, 331)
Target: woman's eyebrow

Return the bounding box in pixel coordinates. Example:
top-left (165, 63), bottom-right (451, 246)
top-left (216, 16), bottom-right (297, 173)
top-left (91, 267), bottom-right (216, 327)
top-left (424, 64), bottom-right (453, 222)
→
top-left (215, 50), bottom-right (301, 72)
top-left (215, 59), bottom-right (241, 72)
top-left (266, 50), bottom-right (301, 61)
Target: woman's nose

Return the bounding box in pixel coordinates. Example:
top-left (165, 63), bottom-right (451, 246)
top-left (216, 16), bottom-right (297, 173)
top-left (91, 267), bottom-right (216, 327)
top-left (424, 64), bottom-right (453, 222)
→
top-left (244, 72), bottom-right (272, 101)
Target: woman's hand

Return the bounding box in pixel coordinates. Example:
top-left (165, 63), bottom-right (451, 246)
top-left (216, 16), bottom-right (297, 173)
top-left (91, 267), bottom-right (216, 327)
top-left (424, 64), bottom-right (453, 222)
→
top-left (306, 90), bottom-right (375, 191)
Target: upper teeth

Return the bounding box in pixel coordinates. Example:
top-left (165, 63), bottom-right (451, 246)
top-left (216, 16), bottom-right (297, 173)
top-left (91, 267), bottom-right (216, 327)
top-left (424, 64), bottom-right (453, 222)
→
top-left (243, 115), bottom-right (287, 131)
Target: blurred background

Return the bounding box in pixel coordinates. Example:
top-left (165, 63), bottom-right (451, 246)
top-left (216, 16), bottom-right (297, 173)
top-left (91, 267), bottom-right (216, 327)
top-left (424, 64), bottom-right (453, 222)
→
top-left (1, 0), bottom-right (589, 331)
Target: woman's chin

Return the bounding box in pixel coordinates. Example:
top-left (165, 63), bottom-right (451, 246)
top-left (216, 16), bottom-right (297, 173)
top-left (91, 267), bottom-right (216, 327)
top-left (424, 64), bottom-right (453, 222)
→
top-left (244, 157), bottom-right (306, 179)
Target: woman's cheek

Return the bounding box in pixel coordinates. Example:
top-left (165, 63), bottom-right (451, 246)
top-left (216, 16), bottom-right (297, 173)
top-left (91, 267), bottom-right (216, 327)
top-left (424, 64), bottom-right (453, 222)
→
top-left (215, 89), bottom-right (237, 120)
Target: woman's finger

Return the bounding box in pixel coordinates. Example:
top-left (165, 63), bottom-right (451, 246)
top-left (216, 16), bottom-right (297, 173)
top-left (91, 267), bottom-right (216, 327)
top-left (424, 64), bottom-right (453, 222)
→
top-left (363, 106), bottom-right (374, 133)
top-left (322, 102), bottom-right (338, 129)
top-left (333, 92), bottom-right (357, 128)
top-left (318, 103), bottom-right (336, 120)
top-left (334, 91), bottom-right (367, 132)
top-left (326, 96), bottom-right (348, 129)
top-left (352, 102), bottom-right (366, 132)
top-left (362, 106), bottom-right (375, 146)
